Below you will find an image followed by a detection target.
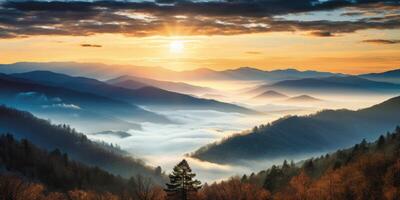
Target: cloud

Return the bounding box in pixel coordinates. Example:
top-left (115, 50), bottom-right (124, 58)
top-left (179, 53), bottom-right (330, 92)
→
top-left (245, 51), bottom-right (262, 55)
top-left (42, 103), bottom-right (81, 110)
top-left (15, 91), bottom-right (80, 109)
top-left (16, 91), bottom-right (49, 103)
top-left (361, 39), bottom-right (400, 44)
top-left (309, 31), bottom-right (335, 37)
top-left (81, 44), bottom-right (102, 48)
top-left (16, 92), bottom-right (64, 102)
top-left (341, 11), bottom-right (366, 16)
top-left (0, 0), bottom-right (399, 38)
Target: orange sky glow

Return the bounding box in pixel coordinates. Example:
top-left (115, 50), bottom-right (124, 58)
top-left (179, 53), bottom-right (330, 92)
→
top-left (1, 28), bottom-right (399, 75)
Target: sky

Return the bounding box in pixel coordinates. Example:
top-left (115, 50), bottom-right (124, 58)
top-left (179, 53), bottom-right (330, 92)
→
top-left (0, 0), bottom-right (399, 74)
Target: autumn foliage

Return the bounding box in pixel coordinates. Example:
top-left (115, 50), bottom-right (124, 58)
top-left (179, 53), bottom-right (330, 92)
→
top-left (199, 178), bottom-right (271, 200)
top-left (251, 126), bottom-right (400, 200)
top-left (1, 126), bottom-right (400, 200)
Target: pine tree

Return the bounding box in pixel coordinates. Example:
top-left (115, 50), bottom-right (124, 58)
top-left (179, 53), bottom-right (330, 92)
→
top-left (377, 135), bottom-right (385, 148)
top-left (282, 160), bottom-right (289, 170)
top-left (360, 139), bottom-right (368, 151)
top-left (165, 159), bottom-right (201, 200)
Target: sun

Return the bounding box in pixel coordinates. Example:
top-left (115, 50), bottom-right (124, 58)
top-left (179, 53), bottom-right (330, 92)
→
top-left (169, 40), bottom-right (184, 53)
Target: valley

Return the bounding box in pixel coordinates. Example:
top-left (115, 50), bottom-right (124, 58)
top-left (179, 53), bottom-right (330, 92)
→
top-left (1, 63), bottom-right (397, 183)
top-left (1, 1), bottom-right (399, 198)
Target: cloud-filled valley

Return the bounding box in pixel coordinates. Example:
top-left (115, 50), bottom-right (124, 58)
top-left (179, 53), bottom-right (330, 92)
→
top-left (1, 0), bottom-right (400, 198)
top-left (1, 62), bottom-right (399, 182)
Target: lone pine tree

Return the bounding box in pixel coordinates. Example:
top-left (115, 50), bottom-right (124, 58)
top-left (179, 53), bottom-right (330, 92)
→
top-left (165, 159), bottom-right (202, 200)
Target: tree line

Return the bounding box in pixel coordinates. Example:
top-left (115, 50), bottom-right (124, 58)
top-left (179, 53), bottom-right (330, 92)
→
top-left (0, 133), bottom-right (165, 200)
top-left (1, 126), bottom-right (400, 199)
top-left (0, 105), bottom-right (164, 181)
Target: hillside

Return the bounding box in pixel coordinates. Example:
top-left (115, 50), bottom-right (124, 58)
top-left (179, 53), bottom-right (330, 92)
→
top-left (1, 107), bottom-right (399, 200)
top-left (191, 95), bottom-right (400, 164)
top-left (361, 68), bottom-right (400, 84)
top-left (0, 105), bottom-right (164, 182)
top-left (202, 127), bottom-right (400, 199)
top-left (285, 95), bottom-right (323, 103)
top-left (108, 75), bottom-right (214, 94)
top-left (0, 73), bottom-right (169, 131)
top-left (0, 134), bottom-right (165, 198)
top-left (10, 71), bottom-right (257, 114)
top-left (253, 90), bottom-right (288, 99)
top-left (253, 75), bottom-right (400, 94)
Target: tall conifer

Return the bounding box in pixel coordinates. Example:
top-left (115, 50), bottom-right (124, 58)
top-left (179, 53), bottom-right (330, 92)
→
top-left (165, 159), bottom-right (201, 200)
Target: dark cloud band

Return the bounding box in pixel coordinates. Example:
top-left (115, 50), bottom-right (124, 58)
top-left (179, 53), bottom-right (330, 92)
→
top-left (362, 39), bottom-right (400, 44)
top-left (80, 44), bottom-right (102, 47)
top-left (0, 0), bottom-right (399, 38)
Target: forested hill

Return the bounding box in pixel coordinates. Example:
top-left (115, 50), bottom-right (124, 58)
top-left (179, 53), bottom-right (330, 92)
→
top-left (201, 127), bottom-right (400, 200)
top-left (1, 125), bottom-right (399, 199)
top-left (0, 134), bottom-right (164, 199)
top-left (0, 105), bottom-right (164, 182)
top-left (191, 95), bottom-right (400, 164)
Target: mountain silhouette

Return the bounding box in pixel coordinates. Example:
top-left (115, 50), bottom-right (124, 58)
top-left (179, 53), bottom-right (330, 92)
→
top-left (252, 75), bottom-right (400, 94)
top-left (10, 71), bottom-right (257, 114)
top-left (0, 73), bottom-right (170, 128)
top-left (253, 90), bottom-right (288, 99)
top-left (191, 95), bottom-right (400, 164)
top-left (108, 75), bottom-right (214, 94)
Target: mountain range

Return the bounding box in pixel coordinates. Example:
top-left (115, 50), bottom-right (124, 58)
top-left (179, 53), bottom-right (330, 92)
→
top-left (9, 71), bottom-right (256, 114)
top-left (219, 67), bottom-right (337, 81)
top-left (253, 90), bottom-right (288, 100)
top-left (0, 62), bottom-right (340, 82)
top-left (251, 75), bottom-right (400, 94)
top-left (191, 95), bottom-right (400, 164)
top-left (1, 62), bottom-right (399, 84)
top-left (360, 69), bottom-right (400, 84)
top-left (107, 75), bottom-right (215, 95)
top-left (0, 73), bottom-right (169, 132)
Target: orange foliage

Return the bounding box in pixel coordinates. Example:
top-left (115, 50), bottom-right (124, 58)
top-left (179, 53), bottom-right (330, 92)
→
top-left (289, 171), bottom-right (311, 200)
top-left (200, 178), bottom-right (271, 200)
top-left (68, 190), bottom-right (119, 200)
top-left (273, 153), bottom-right (399, 200)
top-left (383, 160), bottom-right (400, 200)
top-left (0, 175), bottom-right (120, 200)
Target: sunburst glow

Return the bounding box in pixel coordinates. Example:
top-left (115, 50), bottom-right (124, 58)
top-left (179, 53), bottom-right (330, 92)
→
top-left (169, 40), bottom-right (184, 53)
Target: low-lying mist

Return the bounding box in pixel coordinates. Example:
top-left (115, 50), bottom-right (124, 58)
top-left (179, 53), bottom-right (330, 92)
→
top-left (10, 78), bottom-right (395, 183)
top-left (84, 91), bottom-right (395, 183)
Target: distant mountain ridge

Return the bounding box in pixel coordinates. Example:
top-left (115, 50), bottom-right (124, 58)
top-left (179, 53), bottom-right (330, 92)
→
top-left (253, 90), bottom-right (288, 99)
top-left (0, 73), bottom-right (169, 132)
top-left (220, 67), bottom-right (338, 81)
top-left (107, 75), bottom-right (215, 94)
top-left (285, 95), bottom-right (323, 102)
top-left (9, 71), bottom-right (257, 114)
top-left (361, 68), bottom-right (400, 78)
top-left (252, 75), bottom-right (400, 94)
top-left (2, 62), bottom-right (398, 84)
top-left (0, 62), bottom-right (340, 82)
top-left (360, 68), bottom-right (400, 84)
top-left (191, 95), bottom-right (400, 164)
